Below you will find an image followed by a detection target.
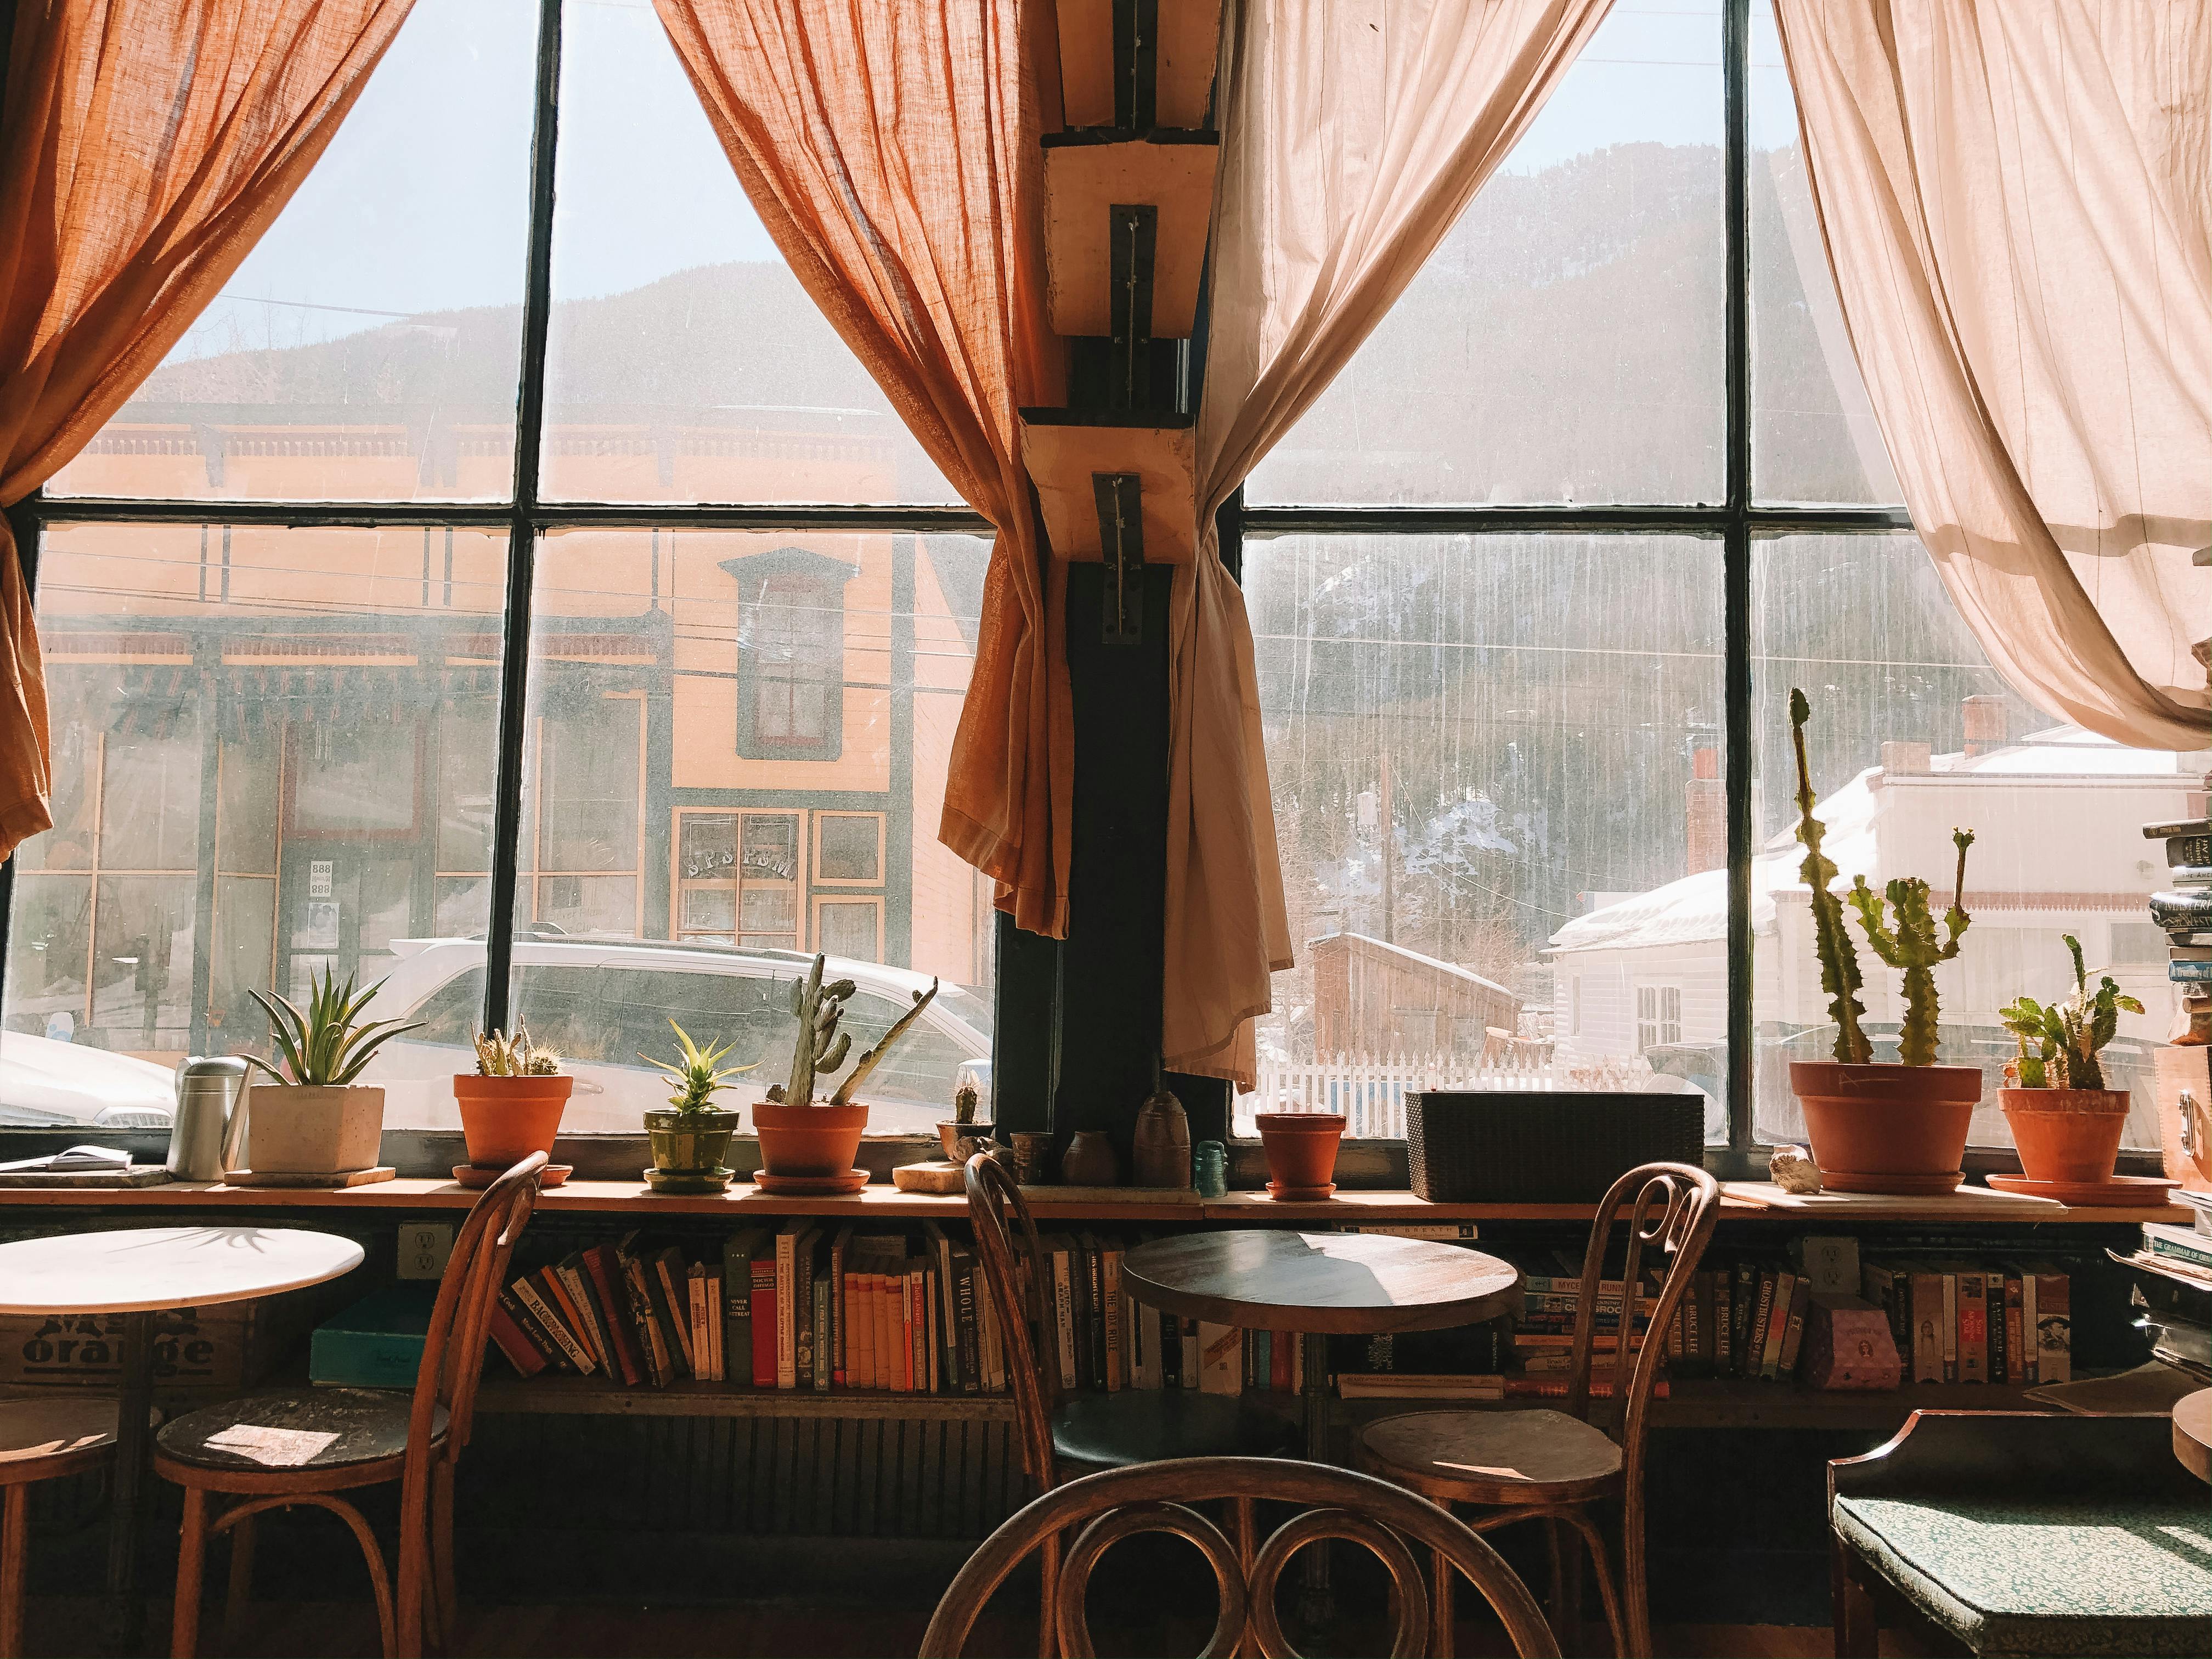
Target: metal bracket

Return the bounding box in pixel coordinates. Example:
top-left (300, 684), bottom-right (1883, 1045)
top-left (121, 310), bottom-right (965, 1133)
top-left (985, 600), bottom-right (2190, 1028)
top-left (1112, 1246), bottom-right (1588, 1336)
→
top-left (1113, 0), bottom-right (1159, 131)
top-left (1093, 472), bottom-right (1144, 646)
top-left (1108, 203), bottom-right (1159, 410)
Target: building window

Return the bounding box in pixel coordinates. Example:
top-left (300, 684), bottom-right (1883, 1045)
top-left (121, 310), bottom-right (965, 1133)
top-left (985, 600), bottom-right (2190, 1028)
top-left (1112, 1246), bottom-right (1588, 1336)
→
top-left (727, 547), bottom-right (854, 762)
top-left (1636, 985), bottom-right (1683, 1052)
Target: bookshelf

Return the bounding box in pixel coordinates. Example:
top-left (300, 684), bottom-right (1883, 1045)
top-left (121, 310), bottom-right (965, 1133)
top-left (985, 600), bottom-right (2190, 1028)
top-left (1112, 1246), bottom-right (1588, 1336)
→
top-left (477, 1376), bottom-right (1025, 1421)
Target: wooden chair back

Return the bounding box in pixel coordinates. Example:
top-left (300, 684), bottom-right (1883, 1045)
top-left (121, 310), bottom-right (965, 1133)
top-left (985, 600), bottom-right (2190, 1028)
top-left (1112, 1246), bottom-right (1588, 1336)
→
top-left (963, 1151), bottom-right (1059, 1490)
top-left (405, 1152), bottom-right (548, 1471)
top-left (1562, 1160), bottom-right (1719, 1471)
top-left (918, 1455), bottom-right (1561, 1658)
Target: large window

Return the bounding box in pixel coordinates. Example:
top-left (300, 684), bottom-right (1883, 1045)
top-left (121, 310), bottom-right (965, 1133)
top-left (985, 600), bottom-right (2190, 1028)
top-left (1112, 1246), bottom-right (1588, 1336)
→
top-left (1233, 0), bottom-right (2195, 1155)
top-left (2, 0), bottom-right (995, 1140)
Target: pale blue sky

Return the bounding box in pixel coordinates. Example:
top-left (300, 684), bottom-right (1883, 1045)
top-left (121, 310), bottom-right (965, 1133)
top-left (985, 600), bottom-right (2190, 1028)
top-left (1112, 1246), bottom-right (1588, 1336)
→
top-left (176, 0), bottom-right (1795, 363)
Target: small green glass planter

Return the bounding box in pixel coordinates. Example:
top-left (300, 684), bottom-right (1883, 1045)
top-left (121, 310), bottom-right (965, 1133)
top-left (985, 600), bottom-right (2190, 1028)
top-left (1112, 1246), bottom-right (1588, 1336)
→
top-left (644, 1108), bottom-right (741, 1193)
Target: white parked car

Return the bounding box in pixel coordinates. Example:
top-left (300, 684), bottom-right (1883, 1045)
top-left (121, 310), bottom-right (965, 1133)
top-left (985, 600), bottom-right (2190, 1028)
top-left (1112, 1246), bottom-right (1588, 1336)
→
top-left (360, 936), bottom-right (993, 1138)
top-left (0, 1032), bottom-right (177, 1128)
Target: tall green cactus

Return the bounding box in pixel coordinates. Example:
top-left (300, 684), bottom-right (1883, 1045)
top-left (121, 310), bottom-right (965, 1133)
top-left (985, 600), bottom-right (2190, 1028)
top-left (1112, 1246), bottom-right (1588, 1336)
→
top-left (1847, 828), bottom-right (1974, 1066)
top-left (1788, 689), bottom-right (1871, 1064)
top-left (781, 953), bottom-right (856, 1105)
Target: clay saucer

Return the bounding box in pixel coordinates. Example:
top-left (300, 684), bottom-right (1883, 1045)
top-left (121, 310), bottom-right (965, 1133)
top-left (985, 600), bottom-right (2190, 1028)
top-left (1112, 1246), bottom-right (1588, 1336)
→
top-left (1987, 1173), bottom-right (2180, 1206)
top-left (454, 1163), bottom-right (571, 1190)
top-left (1265, 1180), bottom-right (1337, 1202)
top-left (1816, 1169), bottom-right (1964, 1195)
top-left (752, 1168), bottom-right (871, 1196)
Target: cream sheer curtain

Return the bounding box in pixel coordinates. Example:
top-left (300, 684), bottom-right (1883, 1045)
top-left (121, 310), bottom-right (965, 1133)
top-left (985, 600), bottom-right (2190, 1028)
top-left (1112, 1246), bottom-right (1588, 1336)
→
top-left (653, 0), bottom-right (1073, 937)
top-left (0, 0), bottom-right (416, 860)
top-left (1772, 0), bottom-right (2211, 753)
top-left (1165, 0), bottom-right (1617, 1087)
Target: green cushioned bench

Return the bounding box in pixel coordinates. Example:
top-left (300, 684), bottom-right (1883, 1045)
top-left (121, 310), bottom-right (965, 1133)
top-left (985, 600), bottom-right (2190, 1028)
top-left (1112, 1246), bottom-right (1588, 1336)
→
top-left (1831, 1411), bottom-right (2212, 1659)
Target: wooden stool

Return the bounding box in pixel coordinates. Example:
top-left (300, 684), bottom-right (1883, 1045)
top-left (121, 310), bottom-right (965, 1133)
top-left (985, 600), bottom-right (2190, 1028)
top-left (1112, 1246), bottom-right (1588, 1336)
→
top-left (1, 1397), bottom-right (137, 1658)
top-left (1357, 1164), bottom-right (1720, 1659)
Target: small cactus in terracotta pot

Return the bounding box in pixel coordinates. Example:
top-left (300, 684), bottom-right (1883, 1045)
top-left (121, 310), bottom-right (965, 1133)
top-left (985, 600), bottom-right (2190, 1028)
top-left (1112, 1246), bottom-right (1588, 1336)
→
top-left (454, 1026), bottom-right (573, 1170)
top-left (1998, 936), bottom-right (2143, 1187)
top-left (754, 955), bottom-right (938, 1184)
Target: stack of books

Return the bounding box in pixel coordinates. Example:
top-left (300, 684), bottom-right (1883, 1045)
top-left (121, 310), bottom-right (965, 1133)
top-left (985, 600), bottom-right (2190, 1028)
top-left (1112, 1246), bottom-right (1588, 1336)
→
top-left (1857, 1259), bottom-right (2071, 1384)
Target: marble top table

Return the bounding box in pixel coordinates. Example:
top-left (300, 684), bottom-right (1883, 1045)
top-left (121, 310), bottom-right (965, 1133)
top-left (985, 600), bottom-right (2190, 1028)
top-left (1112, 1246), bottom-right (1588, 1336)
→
top-left (0, 1226), bottom-right (364, 1650)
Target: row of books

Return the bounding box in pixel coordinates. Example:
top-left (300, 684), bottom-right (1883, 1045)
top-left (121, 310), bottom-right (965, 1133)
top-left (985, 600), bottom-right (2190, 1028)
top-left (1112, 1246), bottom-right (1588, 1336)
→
top-left (486, 1224), bottom-right (1318, 1398)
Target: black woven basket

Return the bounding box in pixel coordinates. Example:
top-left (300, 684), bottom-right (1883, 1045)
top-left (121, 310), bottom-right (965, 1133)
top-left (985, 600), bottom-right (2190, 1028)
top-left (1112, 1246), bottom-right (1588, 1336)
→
top-left (1406, 1090), bottom-right (1706, 1203)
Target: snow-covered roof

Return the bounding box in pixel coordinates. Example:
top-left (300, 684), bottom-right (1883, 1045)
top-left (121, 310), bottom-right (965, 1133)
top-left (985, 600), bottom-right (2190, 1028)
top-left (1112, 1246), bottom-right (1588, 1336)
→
top-left (1545, 723), bottom-right (2194, 957)
top-left (1310, 931), bottom-right (1516, 1000)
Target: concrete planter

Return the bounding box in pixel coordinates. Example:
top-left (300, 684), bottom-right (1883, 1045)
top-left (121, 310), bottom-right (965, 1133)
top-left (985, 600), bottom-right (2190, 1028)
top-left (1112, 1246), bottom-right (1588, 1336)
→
top-left (246, 1085), bottom-right (385, 1174)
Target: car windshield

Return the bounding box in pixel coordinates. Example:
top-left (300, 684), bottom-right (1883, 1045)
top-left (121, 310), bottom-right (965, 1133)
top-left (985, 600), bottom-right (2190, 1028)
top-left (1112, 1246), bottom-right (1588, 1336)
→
top-left (933, 984), bottom-right (993, 1038)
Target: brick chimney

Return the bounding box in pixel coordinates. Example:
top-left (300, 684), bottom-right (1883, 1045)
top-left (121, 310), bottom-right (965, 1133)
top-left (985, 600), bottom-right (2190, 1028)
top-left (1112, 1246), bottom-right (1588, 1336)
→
top-left (1686, 746), bottom-right (1724, 874)
top-left (1962, 695), bottom-right (2008, 758)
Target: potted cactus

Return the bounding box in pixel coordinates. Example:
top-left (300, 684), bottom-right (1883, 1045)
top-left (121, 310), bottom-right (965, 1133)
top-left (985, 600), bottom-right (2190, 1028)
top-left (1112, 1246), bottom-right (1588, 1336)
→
top-left (753, 953), bottom-right (938, 1190)
top-left (1785, 690), bottom-right (1982, 1193)
top-left (453, 1027), bottom-right (572, 1175)
top-left (1998, 936), bottom-right (2145, 1187)
top-left (641, 1021), bottom-right (753, 1193)
top-left (243, 968), bottom-right (420, 1175)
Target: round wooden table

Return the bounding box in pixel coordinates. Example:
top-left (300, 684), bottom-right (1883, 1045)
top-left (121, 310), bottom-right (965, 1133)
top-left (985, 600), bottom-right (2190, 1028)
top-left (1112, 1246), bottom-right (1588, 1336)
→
top-left (1121, 1229), bottom-right (1522, 1620)
top-left (0, 1226), bottom-right (364, 1651)
top-left (2176, 1389), bottom-right (2211, 1483)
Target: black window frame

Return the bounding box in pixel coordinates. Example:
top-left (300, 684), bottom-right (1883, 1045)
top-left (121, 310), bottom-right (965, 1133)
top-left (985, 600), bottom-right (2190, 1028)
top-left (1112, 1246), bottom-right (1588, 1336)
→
top-left (0, 0), bottom-right (2114, 1177)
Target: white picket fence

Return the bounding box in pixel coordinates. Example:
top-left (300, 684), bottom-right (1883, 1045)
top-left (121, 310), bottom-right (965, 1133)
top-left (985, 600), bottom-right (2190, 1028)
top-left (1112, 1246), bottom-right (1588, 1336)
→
top-left (1234, 1048), bottom-right (1561, 1139)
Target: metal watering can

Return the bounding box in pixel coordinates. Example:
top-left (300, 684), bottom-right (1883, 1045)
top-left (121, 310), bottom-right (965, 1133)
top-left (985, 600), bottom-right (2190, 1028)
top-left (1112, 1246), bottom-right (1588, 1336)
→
top-left (165, 1057), bottom-right (251, 1181)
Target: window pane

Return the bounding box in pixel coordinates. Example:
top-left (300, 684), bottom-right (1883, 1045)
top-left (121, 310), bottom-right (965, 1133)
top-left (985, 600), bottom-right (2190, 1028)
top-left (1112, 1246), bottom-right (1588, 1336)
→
top-left (504, 529), bottom-right (996, 1135)
top-left (1, 524), bottom-right (509, 1129)
top-left (538, 0), bottom-right (956, 505)
top-left (1245, 3), bottom-right (1723, 507)
top-left (1242, 533), bottom-right (1729, 1141)
top-left (1748, 2), bottom-right (1902, 505)
top-left (1751, 534), bottom-right (2197, 1150)
top-left (46, 0), bottom-right (539, 505)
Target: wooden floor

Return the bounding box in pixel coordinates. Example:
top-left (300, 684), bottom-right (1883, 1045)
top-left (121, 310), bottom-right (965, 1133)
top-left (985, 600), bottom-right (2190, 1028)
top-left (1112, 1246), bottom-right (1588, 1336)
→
top-left (18, 1599), bottom-right (1957, 1658)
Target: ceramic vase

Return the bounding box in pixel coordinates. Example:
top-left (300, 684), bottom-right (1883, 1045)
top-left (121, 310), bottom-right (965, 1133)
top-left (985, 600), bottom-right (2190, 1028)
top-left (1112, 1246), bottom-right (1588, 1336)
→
top-left (1059, 1130), bottom-right (1120, 1186)
top-left (1131, 1087), bottom-right (1192, 1188)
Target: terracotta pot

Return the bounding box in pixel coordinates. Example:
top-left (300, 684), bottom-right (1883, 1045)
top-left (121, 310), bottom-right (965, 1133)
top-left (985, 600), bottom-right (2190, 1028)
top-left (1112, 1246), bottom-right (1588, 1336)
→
top-left (646, 1108), bottom-right (741, 1176)
top-left (454, 1074), bottom-right (573, 1167)
top-left (752, 1100), bottom-right (868, 1178)
top-left (2001, 1087), bottom-right (2130, 1186)
top-left (1256, 1111), bottom-right (1347, 1199)
top-left (246, 1085), bottom-right (385, 1175)
top-left (1790, 1063), bottom-right (1980, 1194)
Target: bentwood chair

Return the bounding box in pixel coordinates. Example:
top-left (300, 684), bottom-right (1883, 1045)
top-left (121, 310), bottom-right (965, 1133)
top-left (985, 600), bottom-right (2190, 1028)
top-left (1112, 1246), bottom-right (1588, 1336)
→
top-left (156, 1153), bottom-right (548, 1659)
top-left (919, 1455), bottom-right (1561, 1658)
top-left (1, 1397), bottom-right (156, 1657)
top-left (1358, 1163), bottom-right (1720, 1659)
top-left (963, 1154), bottom-right (1296, 1655)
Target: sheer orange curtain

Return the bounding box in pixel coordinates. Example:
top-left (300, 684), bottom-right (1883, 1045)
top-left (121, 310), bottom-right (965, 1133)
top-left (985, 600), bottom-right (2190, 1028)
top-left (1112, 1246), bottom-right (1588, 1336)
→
top-left (1166, 0), bottom-right (1616, 1086)
top-left (653, 0), bottom-right (1072, 937)
top-left (0, 0), bottom-right (417, 860)
top-left (1772, 0), bottom-right (2210, 752)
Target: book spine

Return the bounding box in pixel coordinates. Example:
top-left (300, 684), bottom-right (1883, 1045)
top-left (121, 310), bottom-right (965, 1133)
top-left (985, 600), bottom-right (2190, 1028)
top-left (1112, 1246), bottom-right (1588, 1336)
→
top-left (722, 1244), bottom-right (751, 1389)
top-left (814, 1271), bottom-right (833, 1393)
top-left (2021, 1272), bottom-right (2039, 1386)
top-left (923, 1265), bottom-right (940, 1395)
top-left (1776, 1276), bottom-right (1812, 1378)
top-left (583, 1249), bottom-right (645, 1387)
top-left (1957, 1272), bottom-right (1987, 1384)
top-left (489, 1291), bottom-right (552, 1377)
top-left (952, 1253), bottom-right (981, 1394)
top-left (775, 1234), bottom-right (798, 1391)
top-left (831, 1235), bottom-right (851, 1388)
top-left (2004, 1273), bottom-right (2024, 1389)
top-left (750, 1259), bottom-right (777, 1389)
top-left (555, 1261), bottom-right (612, 1374)
top-left (2035, 1272), bottom-right (2070, 1384)
top-left (1085, 1245), bottom-right (1107, 1392)
top-left (1986, 1272), bottom-right (2007, 1384)
top-left (1747, 1271), bottom-right (1778, 1378)
top-left (1730, 1261), bottom-right (1757, 1374)
top-left (1908, 1271), bottom-right (1943, 1384)
top-left (1713, 1269), bottom-right (1731, 1376)
top-left (1181, 1317), bottom-right (1199, 1389)
top-left (1052, 1251), bottom-right (1077, 1393)
top-left (502, 1283), bottom-right (570, 1373)
top-left (622, 1257), bottom-right (669, 1387)
top-left (1102, 1249), bottom-right (1125, 1392)
top-left (1160, 1307), bottom-right (1181, 1390)
top-left (1940, 1273), bottom-right (1957, 1384)
top-left (517, 1277), bottom-right (594, 1374)
top-left (909, 1266), bottom-right (928, 1394)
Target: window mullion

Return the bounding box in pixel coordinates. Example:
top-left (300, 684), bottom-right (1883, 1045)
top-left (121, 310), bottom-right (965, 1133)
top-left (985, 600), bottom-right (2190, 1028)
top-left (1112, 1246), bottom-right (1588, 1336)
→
top-left (1723, 0), bottom-right (1756, 1157)
top-left (484, 0), bottom-right (565, 1035)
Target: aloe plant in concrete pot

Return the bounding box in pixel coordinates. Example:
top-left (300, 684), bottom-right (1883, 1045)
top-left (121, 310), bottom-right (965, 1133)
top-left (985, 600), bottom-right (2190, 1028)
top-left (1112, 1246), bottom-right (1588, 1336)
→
top-left (1784, 689), bottom-right (1982, 1194)
top-left (244, 969), bottom-right (420, 1175)
top-left (1998, 936), bottom-right (2145, 1188)
top-left (641, 1021), bottom-right (753, 1194)
top-left (754, 953), bottom-right (936, 1193)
